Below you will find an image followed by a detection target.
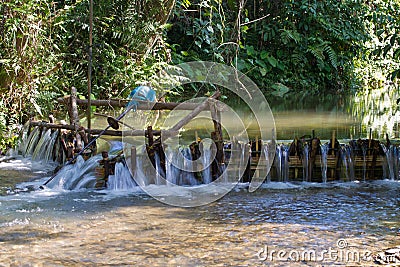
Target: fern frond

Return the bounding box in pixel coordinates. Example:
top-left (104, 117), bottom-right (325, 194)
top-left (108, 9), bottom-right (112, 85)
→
top-left (291, 51), bottom-right (306, 66)
top-left (280, 29), bottom-right (301, 44)
top-left (324, 45), bottom-right (338, 69)
top-left (307, 44), bottom-right (325, 62)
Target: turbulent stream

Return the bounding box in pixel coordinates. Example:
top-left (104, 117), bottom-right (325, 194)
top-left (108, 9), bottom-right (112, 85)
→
top-left (0, 154), bottom-right (399, 266)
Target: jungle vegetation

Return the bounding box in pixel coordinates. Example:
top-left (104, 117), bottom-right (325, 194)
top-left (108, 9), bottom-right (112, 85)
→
top-left (0, 0), bottom-right (399, 150)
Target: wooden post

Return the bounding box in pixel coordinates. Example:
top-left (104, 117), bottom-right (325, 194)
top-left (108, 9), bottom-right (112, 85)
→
top-left (147, 126), bottom-right (154, 147)
top-left (209, 98), bottom-right (224, 164)
top-left (68, 87), bottom-right (79, 126)
top-left (68, 87), bottom-right (82, 152)
top-left (368, 128), bottom-right (372, 155)
top-left (87, 0), bottom-right (93, 140)
top-left (95, 151), bottom-right (109, 189)
top-left (209, 96), bottom-right (224, 180)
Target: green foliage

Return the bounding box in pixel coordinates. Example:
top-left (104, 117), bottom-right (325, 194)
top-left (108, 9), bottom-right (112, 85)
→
top-left (166, 0), bottom-right (399, 103)
top-left (0, 0), bottom-right (175, 140)
top-left (0, 0), bottom-right (400, 144)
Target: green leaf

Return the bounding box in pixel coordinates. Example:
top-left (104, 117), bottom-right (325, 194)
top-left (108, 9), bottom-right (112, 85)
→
top-left (195, 40), bottom-right (202, 48)
top-left (259, 67), bottom-right (267, 76)
top-left (271, 83), bottom-right (290, 97)
top-left (390, 69), bottom-right (400, 81)
top-left (260, 51), bottom-right (269, 60)
top-left (390, 34), bottom-right (397, 46)
top-left (394, 48), bottom-right (400, 59)
top-left (246, 46), bottom-right (256, 56)
top-left (266, 55), bottom-right (277, 67)
top-left (383, 44), bottom-right (391, 58)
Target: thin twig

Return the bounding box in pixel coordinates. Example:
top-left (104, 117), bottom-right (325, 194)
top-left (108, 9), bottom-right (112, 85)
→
top-left (240, 14), bottom-right (270, 26)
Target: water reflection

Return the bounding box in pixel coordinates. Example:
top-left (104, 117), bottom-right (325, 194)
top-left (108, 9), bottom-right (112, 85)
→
top-left (268, 84), bottom-right (400, 140)
top-left (352, 84), bottom-right (400, 139)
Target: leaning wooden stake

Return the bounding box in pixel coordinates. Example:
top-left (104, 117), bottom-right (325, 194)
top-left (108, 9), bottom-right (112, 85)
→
top-left (169, 91), bottom-right (221, 134)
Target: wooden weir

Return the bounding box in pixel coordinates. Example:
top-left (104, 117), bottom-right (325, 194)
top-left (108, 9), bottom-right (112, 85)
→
top-left (29, 88), bottom-right (225, 186)
top-left (27, 87), bottom-right (393, 185)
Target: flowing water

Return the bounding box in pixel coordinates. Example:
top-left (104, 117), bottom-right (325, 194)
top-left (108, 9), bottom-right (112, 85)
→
top-left (1, 133), bottom-right (400, 266)
top-left (1, 95), bottom-right (400, 265)
top-left (0, 168), bottom-right (399, 266)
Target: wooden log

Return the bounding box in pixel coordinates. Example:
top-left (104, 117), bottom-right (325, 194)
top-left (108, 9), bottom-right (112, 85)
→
top-left (29, 121), bottom-right (164, 136)
top-left (170, 91), bottom-right (221, 133)
top-left (57, 96), bottom-right (225, 111)
top-left (209, 97), bottom-right (224, 167)
top-left (67, 87), bottom-right (83, 151)
top-left (68, 87), bottom-right (80, 126)
top-left (147, 126), bottom-right (154, 146)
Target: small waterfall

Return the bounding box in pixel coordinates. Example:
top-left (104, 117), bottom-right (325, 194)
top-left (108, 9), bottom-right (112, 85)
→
top-left (32, 129), bottom-right (58, 162)
top-left (340, 145), bottom-right (355, 181)
top-left (238, 142), bottom-right (247, 183)
top-left (107, 162), bottom-right (137, 190)
top-left (282, 145), bottom-right (289, 182)
top-left (23, 127), bottom-right (41, 157)
top-left (381, 144), bottom-right (400, 180)
top-left (165, 148), bottom-right (179, 185)
top-left (133, 145), bottom-right (151, 186)
top-left (275, 144), bottom-right (289, 182)
top-left (164, 147), bottom-right (199, 186)
top-left (201, 143), bottom-right (212, 184)
top-left (320, 143), bottom-right (328, 183)
top-left (46, 155), bottom-right (102, 190)
top-left (275, 145), bottom-right (282, 181)
top-left (180, 147), bottom-right (198, 185)
top-left (302, 144), bottom-right (309, 182)
top-left (154, 152), bottom-right (166, 185)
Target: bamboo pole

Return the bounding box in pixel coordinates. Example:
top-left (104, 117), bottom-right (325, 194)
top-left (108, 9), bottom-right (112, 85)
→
top-left (169, 91), bottom-right (221, 133)
top-left (87, 0), bottom-right (93, 139)
top-left (57, 96), bottom-right (225, 111)
top-left (29, 121), bottom-right (162, 136)
top-left (68, 87), bottom-right (79, 127)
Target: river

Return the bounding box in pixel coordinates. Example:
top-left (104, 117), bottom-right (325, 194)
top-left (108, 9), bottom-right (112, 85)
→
top-left (0, 156), bottom-right (399, 266)
top-left (1, 88), bottom-right (400, 266)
